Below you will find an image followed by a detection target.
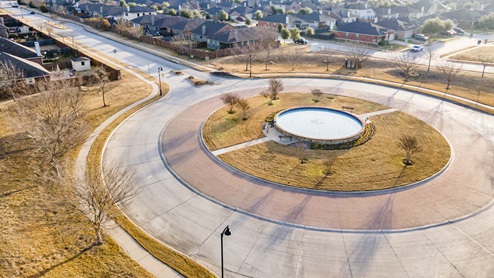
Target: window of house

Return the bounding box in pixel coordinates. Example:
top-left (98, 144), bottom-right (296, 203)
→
top-left (81, 62), bottom-right (85, 66)
top-left (125, 12), bottom-right (128, 16)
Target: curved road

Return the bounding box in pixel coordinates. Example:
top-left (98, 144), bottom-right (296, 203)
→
top-left (8, 9), bottom-right (494, 277)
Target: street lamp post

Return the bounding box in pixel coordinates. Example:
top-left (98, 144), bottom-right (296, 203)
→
top-left (220, 225), bottom-right (231, 278)
top-left (249, 54), bottom-right (252, 78)
top-left (158, 67), bottom-right (163, 96)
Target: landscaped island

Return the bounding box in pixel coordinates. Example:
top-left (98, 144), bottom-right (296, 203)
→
top-left (202, 93), bottom-right (450, 191)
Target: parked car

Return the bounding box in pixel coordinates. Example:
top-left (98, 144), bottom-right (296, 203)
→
top-left (414, 34), bottom-right (428, 41)
top-left (236, 16), bottom-right (245, 22)
top-left (410, 45), bottom-right (424, 52)
top-left (453, 27), bottom-right (465, 34)
top-left (30, 11), bottom-right (35, 14)
top-left (441, 30), bottom-right (456, 36)
top-left (294, 37), bottom-right (308, 45)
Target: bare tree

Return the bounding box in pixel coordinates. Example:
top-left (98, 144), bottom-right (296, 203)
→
top-left (437, 61), bottom-right (462, 90)
top-left (295, 142), bottom-right (308, 164)
top-left (398, 135), bottom-right (422, 165)
top-left (283, 47), bottom-right (303, 71)
top-left (346, 43), bottom-right (370, 69)
top-left (172, 32), bottom-right (197, 56)
top-left (259, 89), bottom-right (273, 105)
top-left (46, 26), bottom-right (54, 36)
top-left (424, 42), bottom-right (439, 72)
top-left (15, 79), bottom-right (89, 177)
top-left (479, 56), bottom-right (492, 78)
top-left (258, 27), bottom-right (278, 70)
top-left (322, 53), bottom-right (332, 71)
top-left (237, 98), bottom-right (250, 120)
top-left (114, 19), bottom-right (143, 39)
top-left (91, 67), bottom-right (110, 107)
top-left (324, 153), bottom-right (336, 176)
top-left (392, 52), bottom-right (419, 82)
top-left (0, 60), bottom-right (25, 101)
top-left (311, 89), bottom-right (323, 102)
top-left (220, 93), bottom-right (240, 114)
top-left (69, 163), bottom-right (139, 245)
top-left (268, 78), bottom-right (283, 100)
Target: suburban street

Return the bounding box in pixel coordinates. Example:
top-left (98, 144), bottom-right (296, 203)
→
top-left (6, 8), bottom-right (494, 277)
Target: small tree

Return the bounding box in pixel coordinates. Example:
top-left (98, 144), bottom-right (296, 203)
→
top-left (268, 78), bottom-right (283, 100)
top-left (70, 163), bottom-right (138, 245)
top-left (398, 136), bottom-right (422, 165)
top-left (254, 10), bottom-right (263, 20)
top-left (290, 28), bottom-right (301, 42)
top-left (424, 42), bottom-right (439, 72)
top-left (297, 7), bottom-right (312, 15)
top-left (245, 18), bottom-right (251, 25)
top-left (305, 27), bottom-right (315, 36)
top-left (46, 26), bottom-right (53, 36)
top-left (218, 10), bottom-right (228, 21)
top-left (295, 142), bottom-right (308, 164)
top-left (322, 54), bottom-right (332, 71)
top-left (258, 27), bottom-right (278, 70)
top-left (311, 89), bottom-right (323, 102)
top-left (437, 61), bottom-right (462, 90)
top-left (392, 52), bottom-right (419, 82)
top-left (280, 28), bottom-right (290, 42)
top-left (346, 43), bottom-right (370, 69)
top-left (283, 47), bottom-right (303, 71)
top-left (91, 67), bottom-right (110, 107)
top-left (479, 56), bottom-right (492, 78)
top-left (220, 93), bottom-right (240, 114)
top-left (0, 60), bottom-right (25, 101)
top-left (278, 23), bottom-right (283, 33)
top-left (237, 98), bottom-right (250, 120)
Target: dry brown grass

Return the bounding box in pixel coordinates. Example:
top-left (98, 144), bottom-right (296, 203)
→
top-left (208, 47), bottom-right (494, 109)
top-left (0, 71), bottom-right (155, 277)
top-left (203, 93), bottom-right (388, 150)
top-left (204, 94), bottom-right (450, 191)
top-left (451, 46), bottom-right (494, 61)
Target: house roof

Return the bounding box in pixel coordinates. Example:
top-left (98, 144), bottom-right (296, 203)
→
top-left (0, 37), bottom-right (41, 59)
top-left (77, 3), bottom-right (126, 16)
top-left (441, 9), bottom-right (486, 23)
top-left (204, 7), bottom-right (224, 16)
top-left (208, 26), bottom-right (263, 43)
top-left (229, 6), bottom-right (253, 16)
top-left (191, 21), bottom-right (233, 36)
top-left (390, 5), bottom-right (421, 15)
top-left (166, 17), bottom-right (206, 32)
top-left (259, 14), bottom-right (298, 24)
top-left (295, 12), bottom-right (335, 22)
top-left (129, 5), bottom-right (155, 13)
top-left (0, 52), bottom-right (50, 79)
top-left (335, 21), bottom-right (387, 36)
top-left (131, 13), bottom-right (170, 26)
top-left (376, 18), bottom-right (416, 31)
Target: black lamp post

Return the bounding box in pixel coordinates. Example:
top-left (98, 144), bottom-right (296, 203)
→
top-left (220, 225), bottom-right (231, 278)
top-left (158, 67), bottom-right (163, 96)
top-left (249, 54), bottom-right (252, 78)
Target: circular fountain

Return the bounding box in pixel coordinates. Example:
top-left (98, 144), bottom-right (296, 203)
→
top-left (274, 107), bottom-right (365, 145)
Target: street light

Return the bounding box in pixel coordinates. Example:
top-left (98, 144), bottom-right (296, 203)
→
top-left (158, 67), bottom-right (163, 96)
top-left (249, 54), bottom-right (252, 78)
top-left (220, 225), bottom-right (231, 278)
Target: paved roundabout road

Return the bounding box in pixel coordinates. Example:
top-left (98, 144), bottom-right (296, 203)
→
top-left (103, 75), bottom-right (494, 277)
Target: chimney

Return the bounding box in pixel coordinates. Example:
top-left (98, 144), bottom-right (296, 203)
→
top-left (365, 3), bottom-right (368, 9)
top-left (286, 15), bottom-right (289, 24)
top-left (202, 25), bottom-right (206, 35)
top-left (127, 5), bottom-right (130, 12)
top-left (151, 15), bottom-right (154, 25)
top-left (34, 41), bottom-right (42, 56)
top-left (388, 8), bottom-right (391, 15)
top-left (234, 29), bottom-right (238, 41)
top-left (100, 6), bottom-right (103, 14)
top-left (421, 6), bottom-right (424, 13)
top-left (244, 2), bottom-right (246, 6)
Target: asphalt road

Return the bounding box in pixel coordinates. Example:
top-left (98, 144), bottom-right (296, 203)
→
top-left (7, 8), bottom-right (494, 277)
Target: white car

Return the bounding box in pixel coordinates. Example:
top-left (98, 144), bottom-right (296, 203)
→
top-left (410, 45), bottom-right (423, 52)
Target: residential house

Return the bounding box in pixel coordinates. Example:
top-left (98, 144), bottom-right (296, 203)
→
top-left (76, 3), bottom-right (127, 20)
top-left (282, 1), bottom-right (302, 13)
top-left (229, 6), bottom-right (254, 20)
top-left (204, 7), bottom-right (225, 20)
top-left (295, 12), bottom-right (336, 30)
top-left (205, 26), bottom-right (266, 50)
top-left (163, 17), bottom-right (206, 36)
top-left (131, 14), bottom-right (170, 35)
top-left (190, 21), bottom-right (234, 47)
top-left (331, 21), bottom-right (392, 44)
top-left (0, 52), bottom-right (50, 88)
top-left (388, 5), bottom-right (423, 20)
top-left (122, 5), bottom-right (157, 21)
top-left (346, 3), bottom-right (376, 22)
top-left (374, 7), bottom-right (399, 20)
top-left (71, 57), bottom-right (91, 71)
top-left (257, 14), bottom-right (303, 29)
top-left (410, 0), bottom-right (448, 16)
top-left (330, 8), bottom-right (358, 25)
top-left (441, 9), bottom-right (486, 28)
top-left (0, 37), bottom-right (43, 64)
top-left (375, 18), bottom-right (417, 39)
